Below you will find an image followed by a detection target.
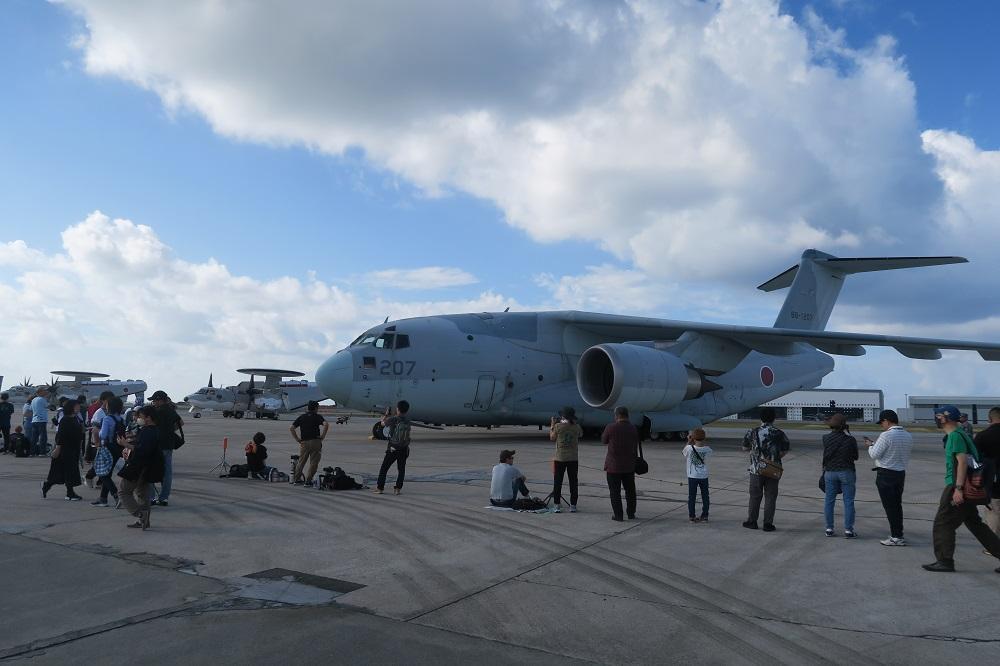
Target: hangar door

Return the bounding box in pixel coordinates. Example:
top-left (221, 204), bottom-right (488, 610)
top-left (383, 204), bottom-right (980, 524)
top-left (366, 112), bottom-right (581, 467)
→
top-left (472, 375), bottom-right (496, 411)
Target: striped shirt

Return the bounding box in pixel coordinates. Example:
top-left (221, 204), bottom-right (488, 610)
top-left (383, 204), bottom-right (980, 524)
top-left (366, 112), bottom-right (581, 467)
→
top-left (867, 425), bottom-right (912, 471)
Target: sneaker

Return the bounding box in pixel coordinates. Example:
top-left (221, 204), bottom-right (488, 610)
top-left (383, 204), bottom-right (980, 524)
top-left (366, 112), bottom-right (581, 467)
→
top-left (552, 505), bottom-right (562, 513)
top-left (922, 561), bottom-right (955, 573)
top-left (880, 537), bottom-right (906, 546)
top-left (825, 528), bottom-right (835, 537)
top-left (762, 524), bottom-right (776, 532)
top-left (844, 530), bottom-right (857, 539)
top-left (65, 495), bottom-right (82, 502)
top-left (393, 488), bottom-right (401, 495)
top-left (742, 520), bottom-right (758, 529)
top-left (627, 514), bottom-right (636, 520)
top-left (157, 500), bottom-right (168, 507)
top-left (569, 505), bottom-right (577, 513)
top-left (611, 516), bottom-right (624, 522)
top-left (90, 500), bottom-right (108, 507)
top-left (690, 516), bottom-right (700, 523)
top-left (372, 488), bottom-right (383, 494)
top-left (292, 481), bottom-right (303, 486)
top-left (700, 517), bottom-right (709, 523)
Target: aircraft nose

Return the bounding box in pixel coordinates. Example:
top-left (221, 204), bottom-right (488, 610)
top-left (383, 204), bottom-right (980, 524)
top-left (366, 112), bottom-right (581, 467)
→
top-left (316, 350), bottom-right (353, 405)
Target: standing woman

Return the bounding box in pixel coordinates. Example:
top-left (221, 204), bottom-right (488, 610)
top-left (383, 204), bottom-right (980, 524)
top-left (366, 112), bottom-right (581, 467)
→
top-left (41, 399), bottom-right (84, 501)
top-left (117, 405), bottom-right (163, 529)
top-left (822, 413), bottom-right (859, 538)
top-left (549, 406), bottom-right (583, 513)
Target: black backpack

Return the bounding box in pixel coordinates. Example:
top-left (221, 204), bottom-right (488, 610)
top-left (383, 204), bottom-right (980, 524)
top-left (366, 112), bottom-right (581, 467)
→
top-left (227, 464), bottom-right (249, 479)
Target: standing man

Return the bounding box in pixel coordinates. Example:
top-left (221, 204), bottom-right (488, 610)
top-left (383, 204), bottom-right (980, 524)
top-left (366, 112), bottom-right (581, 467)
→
top-left (0, 393), bottom-right (13, 453)
top-left (742, 407), bottom-right (790, 532)
top-left (375, 400), bottom-right (411, 495)
top-left (290, 400), bottom-right (328, 486)
top-left (922, 405), bottom-right (1000, 573)
top-left (602, 406), bottom-right (639, 522)
top-left (959, 413), bottom-right (974, 438)
top-left (490, 449), bottom-right (530, 507)
top-left (29, 388), bottom-right (50, 456)
top-left (149, 390), bottom-right (184, 506)
top-left (973, 406), bottom-right (1000, 537)
top-left (865, 409), bottom-right (913, 546)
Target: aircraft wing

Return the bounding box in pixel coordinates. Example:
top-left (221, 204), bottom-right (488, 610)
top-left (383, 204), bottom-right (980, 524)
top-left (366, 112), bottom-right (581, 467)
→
top-left (556, 311), bottom-right (1000, 361)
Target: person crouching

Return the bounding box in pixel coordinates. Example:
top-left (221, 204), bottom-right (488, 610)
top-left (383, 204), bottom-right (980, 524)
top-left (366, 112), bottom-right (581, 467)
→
top-left (490, 449), bottom-right (530, 507)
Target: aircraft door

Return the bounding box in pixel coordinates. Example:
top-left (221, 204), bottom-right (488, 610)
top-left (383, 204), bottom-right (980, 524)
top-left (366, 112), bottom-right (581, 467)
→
top-left (472, 375), bottom-right (496, 411)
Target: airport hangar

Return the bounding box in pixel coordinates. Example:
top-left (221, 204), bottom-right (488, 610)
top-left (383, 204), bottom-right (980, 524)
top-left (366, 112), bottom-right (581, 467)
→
top-left (718, 389), bottom-right (1000, 424)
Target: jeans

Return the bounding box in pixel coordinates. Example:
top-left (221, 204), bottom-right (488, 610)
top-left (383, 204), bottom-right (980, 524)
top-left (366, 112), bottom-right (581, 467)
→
top-left (824, 470), bottom-right (856, 531)
top-left (747, 474), bottom-right (779, 525)
top-left (377, 448), bottom-right (408, 490)
top-left (606, 472), bottom-right (637, 519)
top-left (30, 422), bottom-right (48, 455)
top-left (552, 460), bottom-right (579, 507)
top-left (875, 468), bottom-right (906, 538)
top-left (491, 479), bottom-right (530, 507)
top-left (688, 477), bottom-right (709, 518)
top-left (932, 485), bottom-right (1000, 564)
top-left (157, 449), bottom-right (174, 500)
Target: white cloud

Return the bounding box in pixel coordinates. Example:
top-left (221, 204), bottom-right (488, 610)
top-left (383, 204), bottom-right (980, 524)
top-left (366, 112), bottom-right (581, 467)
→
top-left (58, 0), bottom-right (946, 285)
top-left (0, 212), bottom-right (517, 399)
top-left (0, 240), bottom-right (46, 268)
top-left (366, 267), bottom-right (478, 290)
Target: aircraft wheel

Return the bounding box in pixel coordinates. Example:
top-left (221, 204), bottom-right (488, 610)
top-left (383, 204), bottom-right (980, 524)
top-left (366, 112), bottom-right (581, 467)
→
top-left (193, 412), bottom-right (202, 419)
top-left (653, 432), bottom-right (667, 442)
top-left (234, 411), bottom-right (244, 419)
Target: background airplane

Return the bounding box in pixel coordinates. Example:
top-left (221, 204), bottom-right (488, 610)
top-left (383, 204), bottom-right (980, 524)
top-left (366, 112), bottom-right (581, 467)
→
top-left (183, 369), bottom-right (326, 419)
top-left (316, 250), bottom-right (1000, 439)
top-left (0, 372), bottom-right (147, 408)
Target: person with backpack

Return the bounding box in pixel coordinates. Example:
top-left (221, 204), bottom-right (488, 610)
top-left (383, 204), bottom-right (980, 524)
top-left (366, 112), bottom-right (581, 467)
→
top-left (375, 400), bottom-right (411, 495)
top-left (41, 399), bottom-right (84, 501)
top-left (92, 397), bottom-right (125, 507)
top-left (290, 400), bottom-right (328, 487)
top-left (10, 425), bottom-right (30, 457)
top-left (922, 405), bottom-right (1000, 573)
top-left (245, 432), bottom-right (269, 479)
top-left (149, 390), bottom-right (183, 506)
top-left (118, 405), bottom-right (164, 530)
top-left (821, 413), bottom-right (859, 538)
top-left (742, 407), bottom-right (790, 532)
top-left (549, 406), bottom-right (583, 513)
top-left (683, 428), bottom-right (713, 523)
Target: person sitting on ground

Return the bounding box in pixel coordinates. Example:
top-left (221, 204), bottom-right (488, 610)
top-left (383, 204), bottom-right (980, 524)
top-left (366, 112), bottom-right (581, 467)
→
top-left (245, 432), bottom-right (269, 479)
top-left (490, 449), bottom-right (530, 508)
top-left (9, 425), bottom-right (29, 457)
top-left (822, 413), bottom-right (859, 538)
top-left (683, 428), bottom-right (713, 523)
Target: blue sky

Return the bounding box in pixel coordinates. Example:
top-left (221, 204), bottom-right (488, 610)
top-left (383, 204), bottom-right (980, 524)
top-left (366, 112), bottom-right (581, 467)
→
top-left (1, 0), bottom-right (998, 403)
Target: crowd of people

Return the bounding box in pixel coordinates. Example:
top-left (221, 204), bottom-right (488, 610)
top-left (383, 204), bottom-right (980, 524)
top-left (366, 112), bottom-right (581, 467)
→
top-left (8, 389), bottom-right (1000, 574)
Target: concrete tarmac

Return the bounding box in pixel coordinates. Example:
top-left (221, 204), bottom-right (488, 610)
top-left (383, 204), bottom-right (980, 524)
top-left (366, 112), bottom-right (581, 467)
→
top-left (2, 416), bottom-right (999, 664)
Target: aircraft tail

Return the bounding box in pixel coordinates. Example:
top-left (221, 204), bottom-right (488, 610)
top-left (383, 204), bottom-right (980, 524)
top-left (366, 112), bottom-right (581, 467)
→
top-left (758, 250), bottom-right (966, 331)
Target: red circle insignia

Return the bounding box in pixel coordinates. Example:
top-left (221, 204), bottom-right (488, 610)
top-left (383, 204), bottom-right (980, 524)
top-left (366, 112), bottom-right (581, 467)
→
top-left (760, 366), bottom-right (774, 387)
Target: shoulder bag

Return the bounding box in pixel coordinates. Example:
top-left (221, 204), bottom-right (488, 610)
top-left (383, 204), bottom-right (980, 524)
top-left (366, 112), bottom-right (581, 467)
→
top-left (635, 440), bottom-right (649, 475)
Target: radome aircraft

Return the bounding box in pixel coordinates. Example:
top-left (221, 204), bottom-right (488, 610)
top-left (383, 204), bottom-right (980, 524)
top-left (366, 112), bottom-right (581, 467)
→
top-left (183, 369), bottom-right (326, 419)
top-left (1, 372), bottom-right (147, 408)
top-left (316, 250), bottom-right (1000, 438)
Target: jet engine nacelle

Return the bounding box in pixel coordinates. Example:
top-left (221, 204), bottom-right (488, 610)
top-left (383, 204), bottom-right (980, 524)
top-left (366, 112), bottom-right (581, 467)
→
top-left (577, 343), bottom-right (709, 412)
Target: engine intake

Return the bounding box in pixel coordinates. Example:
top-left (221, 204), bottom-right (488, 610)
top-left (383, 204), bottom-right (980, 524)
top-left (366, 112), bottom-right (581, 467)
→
top-left (577, 343), bottom-right (712, 411)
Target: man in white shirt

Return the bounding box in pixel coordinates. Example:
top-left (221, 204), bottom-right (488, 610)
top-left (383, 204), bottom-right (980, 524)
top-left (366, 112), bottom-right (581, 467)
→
top-left (490, 449), bottom-right (530, 508)
top-left (865, 409), bottom-right (913, 546)
top-left (29, 388), bottom-right (50, 455)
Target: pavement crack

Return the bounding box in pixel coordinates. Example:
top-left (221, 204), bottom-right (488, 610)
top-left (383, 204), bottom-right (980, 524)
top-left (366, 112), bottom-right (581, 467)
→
top-left (512, 578), bottom-right (1000, 645)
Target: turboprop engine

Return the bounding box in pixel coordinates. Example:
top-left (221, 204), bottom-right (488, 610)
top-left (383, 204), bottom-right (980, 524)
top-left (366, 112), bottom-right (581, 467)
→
top-left (577, 343), bottom-right (718, 412)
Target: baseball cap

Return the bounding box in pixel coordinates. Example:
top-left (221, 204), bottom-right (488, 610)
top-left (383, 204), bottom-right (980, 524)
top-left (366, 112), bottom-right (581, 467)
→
top-left (149, 390), bottom-right (170, 401)
top-left (499, 449), bottom-right (516, 461)
top-left (933, 405), bottom-right (961, 422)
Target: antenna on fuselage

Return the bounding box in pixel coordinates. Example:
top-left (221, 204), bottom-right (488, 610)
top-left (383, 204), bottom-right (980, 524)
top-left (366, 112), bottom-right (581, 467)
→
top-left (504, 306), bottom-right (510, 312)
top-left (383, 316), bottom-right (389, 324)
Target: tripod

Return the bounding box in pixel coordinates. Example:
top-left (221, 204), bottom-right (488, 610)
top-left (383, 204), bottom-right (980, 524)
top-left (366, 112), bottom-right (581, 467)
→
top-left (209, 437), bottom-right (230, 475)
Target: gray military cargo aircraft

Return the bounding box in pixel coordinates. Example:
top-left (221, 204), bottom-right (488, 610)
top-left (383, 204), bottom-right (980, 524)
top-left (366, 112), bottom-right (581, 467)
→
top-left (316, 250), bottom-right (1000, 437)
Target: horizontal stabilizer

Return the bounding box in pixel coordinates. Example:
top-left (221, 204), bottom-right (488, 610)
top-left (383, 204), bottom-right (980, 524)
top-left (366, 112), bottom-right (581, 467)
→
top-left (759, 255), bottom-right (967, 292)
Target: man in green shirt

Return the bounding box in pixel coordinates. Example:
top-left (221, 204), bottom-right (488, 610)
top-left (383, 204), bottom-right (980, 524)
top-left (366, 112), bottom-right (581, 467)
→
top-left (923, 405), bottom-right (1000, 573)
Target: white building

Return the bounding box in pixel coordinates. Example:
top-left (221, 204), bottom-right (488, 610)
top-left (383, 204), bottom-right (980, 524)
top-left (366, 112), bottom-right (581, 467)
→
top-left (906, 396), bottom-right (1000, 425)
top-left (722, 388), bottom-right (884, 422)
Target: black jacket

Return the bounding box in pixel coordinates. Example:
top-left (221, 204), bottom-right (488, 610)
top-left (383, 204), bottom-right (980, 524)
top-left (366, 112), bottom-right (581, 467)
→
top-left (974, 423), bottom-right (1000, 493)
top-left (822, 430), bottom-right (859, 472)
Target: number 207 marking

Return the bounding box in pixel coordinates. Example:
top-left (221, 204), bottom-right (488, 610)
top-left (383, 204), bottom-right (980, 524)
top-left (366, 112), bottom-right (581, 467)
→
top-left (380, 361), bottom-right (416, 376)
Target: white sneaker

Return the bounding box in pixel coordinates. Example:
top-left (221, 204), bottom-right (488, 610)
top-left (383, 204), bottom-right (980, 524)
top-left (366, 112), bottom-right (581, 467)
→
top-left (569, 505), bottom-right (577, 513)
top-left (552, 504), bottom-right (562, 513)
top-left (880, 537), bottom-right (907, 547)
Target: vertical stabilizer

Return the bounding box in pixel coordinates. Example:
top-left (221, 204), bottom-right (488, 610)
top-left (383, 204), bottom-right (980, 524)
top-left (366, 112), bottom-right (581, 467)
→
top-left (758, 250), bottom-right (966, 331)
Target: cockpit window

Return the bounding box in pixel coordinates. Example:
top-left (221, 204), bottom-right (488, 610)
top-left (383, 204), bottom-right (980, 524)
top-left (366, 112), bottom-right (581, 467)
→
top-left (355, 334), bottom-right (377, 346)
top-left (395, 334), bottom-right (410, 349)
top-left (374, 333), bottom-right (395, 349)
